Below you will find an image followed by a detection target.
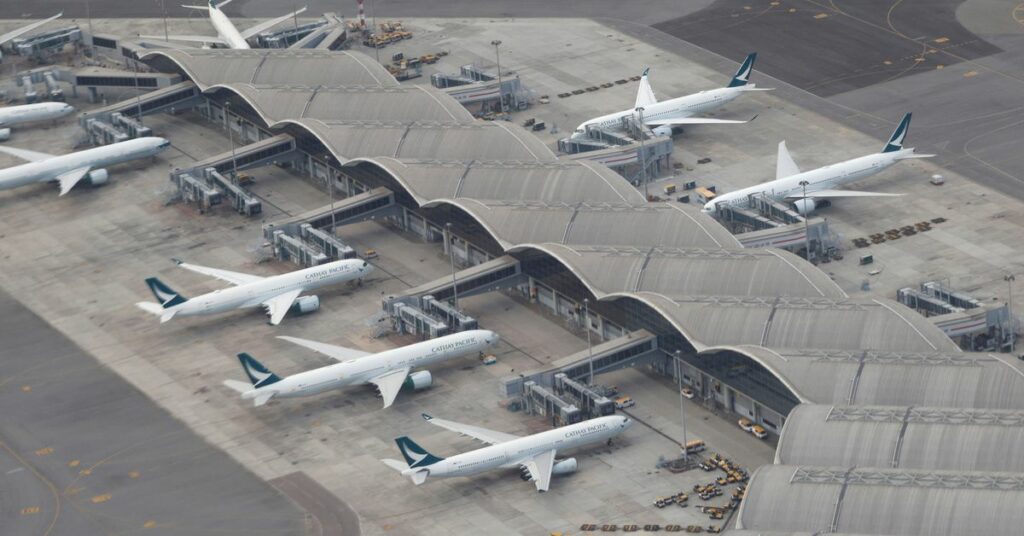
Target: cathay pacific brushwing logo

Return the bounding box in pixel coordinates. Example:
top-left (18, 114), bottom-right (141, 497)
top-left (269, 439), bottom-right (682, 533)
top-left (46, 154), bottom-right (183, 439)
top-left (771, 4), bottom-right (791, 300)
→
top-left (154, 287), bottom-right (178, 306)
top-left (245, 364), bottom-right (274, 387)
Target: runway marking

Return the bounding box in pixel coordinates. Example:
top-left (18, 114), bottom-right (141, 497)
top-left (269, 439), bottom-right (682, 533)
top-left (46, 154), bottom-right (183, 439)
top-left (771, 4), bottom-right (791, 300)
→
top-left (34, 447), bottom-right (54, 457)
top-left (128, 470), bottom-right (141, 478)
top-left (7, 467), bottom-right (25, 474)
top-left (68, 459), bottom-right (80, 467)
top-left (963, 70), bottom-right (978, 78)
top-left (144, 520), bottom-right (157, 528)
top-left (90, 493), bottom-right (112, 504)
top-left (21, 506), bottom-right (41, 515)
top-left (814, 13), bottom-right (829, 19)
top-left (0, 440), bottom-right (61, 535)
top-left (21, 385), bottom-right (31, 392)
top-left (933, 37), bottom-right (949, 43)
top-left (1014, 4), bottom-right (1024, 25)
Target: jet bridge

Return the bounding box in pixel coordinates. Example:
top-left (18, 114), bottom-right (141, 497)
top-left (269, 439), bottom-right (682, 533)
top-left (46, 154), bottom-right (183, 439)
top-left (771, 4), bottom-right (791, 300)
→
top-left (261, 186), bottom-right (397, 238)
top-left (79, 81), bottom-right (201, 124)
top-left (175, 133), bottom-right (299, 176)
top-left (387, 255), bottom-right (524, 307)
top-left (501, 330), bottom-right (659, 396)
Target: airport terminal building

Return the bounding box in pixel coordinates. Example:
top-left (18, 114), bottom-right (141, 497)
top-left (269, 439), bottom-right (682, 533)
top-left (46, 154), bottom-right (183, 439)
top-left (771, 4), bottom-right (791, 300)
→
top-left (120, 48), bottom-right (1024, 533)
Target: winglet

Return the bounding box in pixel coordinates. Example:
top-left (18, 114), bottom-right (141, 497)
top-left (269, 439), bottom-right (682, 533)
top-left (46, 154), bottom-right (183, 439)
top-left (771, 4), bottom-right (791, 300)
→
top-left (422, 413), bottom-right (433, 421)
top-left (642, 67), bottom-right (649, 77)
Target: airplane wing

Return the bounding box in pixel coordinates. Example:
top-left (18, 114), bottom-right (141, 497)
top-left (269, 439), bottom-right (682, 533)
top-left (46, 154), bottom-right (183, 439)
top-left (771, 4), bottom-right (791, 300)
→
top-left (0, 13), bottom-right (62, 46)
top-left (645, 115), bottom-right (754, 126)
top-left (0, 145), bottom-right (57, 163)
top-left (776, 140), bottom-right (801, 180)
top-left (787, 189), bottom-right (904, 201)
top-left (173, 259), bottom-right (264, 286)
top-left (421, 413), bottom-right (520, 445)
top-left (520, 449), bottom-right (557, 492)
top-left (56, 166), bottom-right (91, 196)
top-left (276, 336), bottom-right (372, 361)
top-left (240, 6), bottom-right (308, 39)
top-left (262, 289), bottom-right (302, 325)
top-left (139, 34), bottom-right (228, 45)
top-left (369, 367), bottom-right (411, 409)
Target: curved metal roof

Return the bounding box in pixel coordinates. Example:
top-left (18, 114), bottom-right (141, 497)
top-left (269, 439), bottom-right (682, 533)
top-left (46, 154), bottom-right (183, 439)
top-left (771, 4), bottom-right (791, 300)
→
top-left (515, 244), bottom-right (846, 300)
top-left (776, 404), bottom-right (1024, 472)
top-left (704, 347), bottom-right (1024, 408)
top-left (737, 465), bottom-right (1024, 536)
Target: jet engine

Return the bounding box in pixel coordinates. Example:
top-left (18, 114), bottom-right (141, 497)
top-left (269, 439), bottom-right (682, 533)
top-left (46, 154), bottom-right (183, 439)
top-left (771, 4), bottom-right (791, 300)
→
top-left (87, 168), bottom-right (109, 186)
top-left (0, 128), bottom-right (10, 141)
top-left (288, 295), bottom-right (320, 315)
top-left (651, 125), bottom-right (673, 137)
top-left (552, 457), bottom-right (578, 475)
top-left (793, 197), bottom-right (818, 216)
top-left (520, 457), bottom-right (578, 480)
top-left (402, 370), bottom-right (433, 391)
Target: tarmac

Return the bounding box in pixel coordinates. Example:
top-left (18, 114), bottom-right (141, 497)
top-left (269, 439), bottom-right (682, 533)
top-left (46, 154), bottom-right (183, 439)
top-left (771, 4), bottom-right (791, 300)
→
top-left (0, 7), bottom-right (1021, 535)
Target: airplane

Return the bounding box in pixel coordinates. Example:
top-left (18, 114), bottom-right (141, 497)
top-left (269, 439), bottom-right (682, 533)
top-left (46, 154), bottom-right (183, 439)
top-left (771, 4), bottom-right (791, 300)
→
top-left (703, 113), bottom-right (934, 215)
top-left (136, 257), bottom-right (372, 325)
top-left (141, 0), bottom-right (307, 50)
top-left (223, 329), bottom-right (500, 408)
top-left (0, 12), bottom-right (63, 59)
top-left (571, 52), bottom-right (769, 138)
top-left (0, 137), bottom-right (169, 195)
top-left (382, 413), bottom-right (632, 492)
top-left (0, 102), bottom-right (75, 140)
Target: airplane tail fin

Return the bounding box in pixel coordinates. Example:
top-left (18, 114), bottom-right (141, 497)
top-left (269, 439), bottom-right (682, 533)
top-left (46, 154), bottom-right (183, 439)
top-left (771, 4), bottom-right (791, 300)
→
top-left (395, 436), bottom-right (445, 469)
top-left (236, 353), bottom-right (283, 388)
top-left (727, 52), bottom-right (758, 88)
top-left (882, 113), bottom-right (913, 153)
top-left (144, 277), bottom-right (187, 308)
top-left (634, 67), bottom-right (658, 108)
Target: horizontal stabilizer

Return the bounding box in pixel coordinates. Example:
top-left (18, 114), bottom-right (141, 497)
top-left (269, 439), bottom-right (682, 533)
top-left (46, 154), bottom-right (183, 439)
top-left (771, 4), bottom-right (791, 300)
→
top-left (645, 115), bottom-right (755, 127)
top-left (180, 4), bottom-right (211, 10)
top-left (252, 391), bottom-right (275, 407)
top-left (381, 458), bottom-right (408, 472)
top-left (223, 379), bottom-right (251, 394)
top-left (135, 301), bottom-right (164, 316)
top-left (409, 469), bottom-right (429, 485)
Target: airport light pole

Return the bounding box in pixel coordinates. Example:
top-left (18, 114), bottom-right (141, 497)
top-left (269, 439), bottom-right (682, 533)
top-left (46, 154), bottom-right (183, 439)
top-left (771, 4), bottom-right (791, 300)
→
top-left (799, 179), bottom-right (811, 261)
top-left (635, 106), bottom-right (648, 200)
top-left (370, 0), bottom-right (379, 64)
top-left (162, 0), bottom-right (169, 42)
top-left (225, 101), bottom-right (238, 179)
top-left (675, 350), bottom-right (689, 462)
top-left (1007, 273), bottom-right (1017, 354)
top-left (447, 222), bottom-right (460, 314)
top-left (325, 154), bottom-right (336, 232)
top-left (491, 40), bottom-right (504, 113)
top-left (585, 298), bottom-right (594, 387)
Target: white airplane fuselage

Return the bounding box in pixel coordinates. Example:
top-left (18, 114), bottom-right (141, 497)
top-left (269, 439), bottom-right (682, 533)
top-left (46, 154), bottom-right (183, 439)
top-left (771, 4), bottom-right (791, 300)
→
top-left (406, 416), bottom-right (631, 479)
top-left (704, 149), bottom-right (914, 212)
top-left (0, 137), bottom-right (169, 191)
top-left (0, 102), bottom-right (74, 128)
top-left (167, 259), bottom-right (369, 318)
top-left (574, 86), bottom-right (743, 135)
top-left (245, 330), bottom-right (500, 401)
top-left (209, 5), bottom-right (251, 49)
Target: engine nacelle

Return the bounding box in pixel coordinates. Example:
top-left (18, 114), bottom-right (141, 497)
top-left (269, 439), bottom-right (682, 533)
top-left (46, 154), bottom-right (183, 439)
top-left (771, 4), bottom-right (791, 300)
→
top-left (87, 168), bottom-right (109, 186)
top-left (552, 457), bottom-right (578, 476)
top-left (651, 125), bottom-right (673, 137)
top-left (289, 295), bottom-right (320, 315)
top-left (0, 128), bottom-right (10, 141)
top-left (403, 370), bottom-right (433, 391)
top-left (793, 197), bottom-right (818, 216)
